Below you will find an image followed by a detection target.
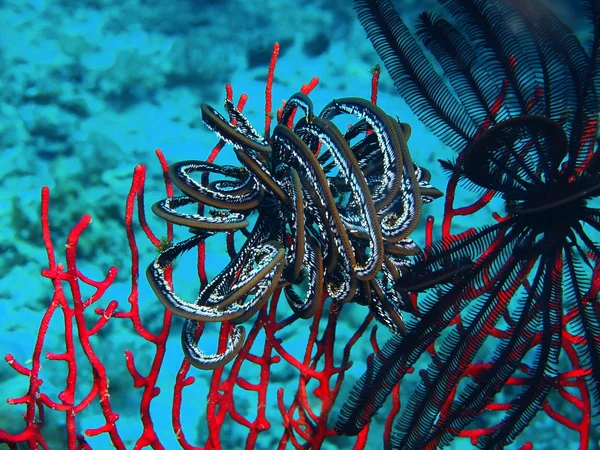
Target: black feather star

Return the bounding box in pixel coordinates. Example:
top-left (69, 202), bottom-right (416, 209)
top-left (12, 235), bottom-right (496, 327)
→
top-left (337, 0), bottom-right (600, 448)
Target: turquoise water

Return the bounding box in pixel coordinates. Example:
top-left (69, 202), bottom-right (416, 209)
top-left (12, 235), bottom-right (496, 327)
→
top-left (0, 1), bottom-right (596, 449)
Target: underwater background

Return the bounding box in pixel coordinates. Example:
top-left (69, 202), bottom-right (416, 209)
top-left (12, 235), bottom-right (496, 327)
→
top-left (0, 0), bottom-right (596, 449)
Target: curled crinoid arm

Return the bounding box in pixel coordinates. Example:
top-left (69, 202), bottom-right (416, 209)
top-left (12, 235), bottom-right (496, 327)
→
top-left (147, 233), bottom-right (232, 321)
top-left (201, 103), bottom-right (271, 154)
top-left (283, 236), bottom-right (324, 319)
top-left (321, 98), bottom-right (405, 210)
top-left (279, 91), bottom-right (314, 125)
top-left (168, 160), bottom-right (264, 210)
top-left (147, 231), bottom-right (280, 324)
top-left (295, 116), bottom-right (384, 280)
top-left (152, 196), bottom-right (248, 230)
top-left (181, 318), bottom-right (246, 370)
top-left (279, 167), bottom-right (305, 283)
top-left (214, 240), bottom-right (286, 324)
top-left (414, 164), bottom-right (443, 202)
top-left (271, 123), bottom-right (358, 302)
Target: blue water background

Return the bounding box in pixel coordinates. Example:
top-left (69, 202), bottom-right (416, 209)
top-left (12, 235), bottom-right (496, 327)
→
top-left (0, 0), bottom-right (590, 449)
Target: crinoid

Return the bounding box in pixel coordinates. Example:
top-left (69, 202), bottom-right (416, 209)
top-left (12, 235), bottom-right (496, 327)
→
top-left (337, 0), bottom-right (600, 448)
top-left (146, 53), bottom-right (442, 370)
